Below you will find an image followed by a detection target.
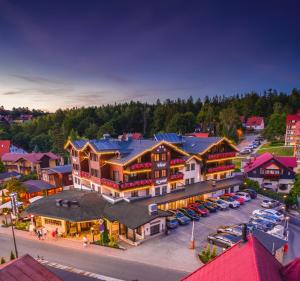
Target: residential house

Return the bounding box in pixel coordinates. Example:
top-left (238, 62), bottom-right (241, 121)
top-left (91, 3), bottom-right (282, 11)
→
top-left (41, 165), bottom-right (73, 189)
top-left (0, 140), bottom-right (27, 159)
top-left (1, 152), bottom-right (60, 176)
top-left (0, 171), bottom-right (21, 184)
top-left (244, 152), bottom-right (297, 193)
top-left (245, 116), bottom-right (264, 131)
top-left (182, 234), bottom-right (300, 281)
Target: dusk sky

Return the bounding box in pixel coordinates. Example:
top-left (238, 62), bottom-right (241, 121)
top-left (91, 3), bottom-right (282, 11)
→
top-left (0, 0), bottom-right (299, 111)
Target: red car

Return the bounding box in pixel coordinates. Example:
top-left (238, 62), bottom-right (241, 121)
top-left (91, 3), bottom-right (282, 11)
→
top-left (223, 193), bottom-right (245, 205)
top-left (187, 204), bottom-right (209, 216)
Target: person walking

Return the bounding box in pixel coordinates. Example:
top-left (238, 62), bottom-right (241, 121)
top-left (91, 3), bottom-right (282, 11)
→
top-left (37, 229), bottom-right (42, 240)
top-left (83, 236), bottom-right (88, 247)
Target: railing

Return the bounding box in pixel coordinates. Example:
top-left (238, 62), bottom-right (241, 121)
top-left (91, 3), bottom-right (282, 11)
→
top-left (130, 162), bottom-right (152, 171)
top-left (207, 152), bottom-right (236, 160)
top-left (207, 164), bottom-right (235, 174)
top-left (100, 178), bottom-right (119, 189)
top-left (169, 172), bottom-right (184, 181)
top-left (263, 173), bottom-right (281, 179)
top-left (80, 171), bottom-right (91, 179)
top-left (170, 158), bottom-right (185, 165)
top-left (101, 178), bottom-right (153, 190)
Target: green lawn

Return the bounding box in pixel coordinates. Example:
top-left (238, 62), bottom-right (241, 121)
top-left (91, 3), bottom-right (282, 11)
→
top-left (257, 143), bottom-right (294, 156)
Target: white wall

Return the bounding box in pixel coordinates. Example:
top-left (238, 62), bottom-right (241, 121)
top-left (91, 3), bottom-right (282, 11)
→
top-left (141, 217), bottom-right (166, 238)
top-left (183, 159), bottom-right (200, 184)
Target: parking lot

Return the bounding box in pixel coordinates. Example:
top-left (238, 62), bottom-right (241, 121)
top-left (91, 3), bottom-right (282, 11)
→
top-left (125, 195), bottom-right (268, 272)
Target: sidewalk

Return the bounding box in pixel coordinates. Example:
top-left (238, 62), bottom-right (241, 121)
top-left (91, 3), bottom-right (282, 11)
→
top-left (0, 226), bottom-right (195, 273)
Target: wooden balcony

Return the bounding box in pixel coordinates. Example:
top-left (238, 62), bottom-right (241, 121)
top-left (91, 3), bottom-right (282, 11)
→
top-left (207, 164), bottom-right (235, 174)
top-left (169, 172), bottom-right (184, 181)
top-left (129, 162), bottom-right (152, 171)
top-left (207, 152), bottom-right (236, 160)
top-left (170, 158), bottom-right (185, 165)
top-left (101, 178), bottom-right (153, 190)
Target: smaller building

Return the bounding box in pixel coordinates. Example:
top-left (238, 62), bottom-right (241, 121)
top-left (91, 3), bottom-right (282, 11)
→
top-left (41, 165), bottom-right (73, 189)
top-left (0, 171), bottom-right (21, 184)
top-left (245, 116), bottom-right (264, 131)
top-left (0, 254), bottom-right (62, 281)
top-left (21, 180), bottom-right (62, 200)
top-left (244, 152), bottom-right (297, 193)
top-left (1, 152), bottom-right (60, 175)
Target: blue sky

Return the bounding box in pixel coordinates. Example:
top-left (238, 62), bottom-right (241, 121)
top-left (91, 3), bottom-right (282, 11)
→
top-left (0, 0), bottom-right (299, 111)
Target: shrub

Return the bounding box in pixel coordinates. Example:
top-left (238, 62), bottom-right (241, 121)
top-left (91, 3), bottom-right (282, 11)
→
top-left (0, 257), bottom-right (5, 264)
top-left (10, 251), bottom-right (15, 261)
top-left (198, 244), bottom-right (217, 264)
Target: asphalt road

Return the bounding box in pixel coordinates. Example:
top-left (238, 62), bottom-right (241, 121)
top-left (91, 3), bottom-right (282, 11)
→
top-left (284, 222), bottom-right (300, 264)
top-left (0, 233), bottom-right (187, 281)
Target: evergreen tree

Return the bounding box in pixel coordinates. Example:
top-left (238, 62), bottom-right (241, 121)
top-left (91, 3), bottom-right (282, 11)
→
top-left (10, 251), bottom-right (15, 260)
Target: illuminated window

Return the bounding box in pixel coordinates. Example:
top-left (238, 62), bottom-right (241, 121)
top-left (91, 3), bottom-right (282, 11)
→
top-left (161, 153), bottom-right (167, 161)
top-left (44, 219), bottom-right (62, 226)
top-left (155, 171), bottom-right (160, 178)
top-left (154, 154), bottom-right (160, 161)
top-left (161, 169), bottom-right (167, 177)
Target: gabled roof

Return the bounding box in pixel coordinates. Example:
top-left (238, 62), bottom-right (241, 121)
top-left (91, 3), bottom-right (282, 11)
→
top-left (23, 180), bottom-right (56, 193)
top-left (244, 152), bottom-right (297, 173)
top-left (0, 254), bottom-right (62, 281)
top-left (246, 116), bottom-right (264, 126)
top-left (47, 165), bottom-right (72, 174)
top-left (1, 152), bottom-right (59, 163)
top-left (182, 235), bottom-right (284, 281)
top-left (154, 133), bottom-right (183, 143)
top-left (0, 171), bottom-right (21, 180)
top-left (0, 140), bottom-right (10, 158)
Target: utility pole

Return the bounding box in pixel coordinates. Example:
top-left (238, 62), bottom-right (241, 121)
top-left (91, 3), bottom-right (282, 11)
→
top-left (9, 193), bottom-right (18, 258)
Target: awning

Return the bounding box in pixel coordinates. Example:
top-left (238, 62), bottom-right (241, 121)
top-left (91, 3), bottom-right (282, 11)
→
top-left (29, 196), bottom-right (43, 203)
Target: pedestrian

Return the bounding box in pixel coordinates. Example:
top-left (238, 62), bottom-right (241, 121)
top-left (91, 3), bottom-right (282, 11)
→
top-left (37, 229), bottom-right (42, 240)
top-left (51, 230), bottom-right (56, 240)
top-left (55, 228), bottom-right (58, 238)
top-left (42, 227), bottom-right (48, 239)
top-left (83, 236), bottom-right (88, 247)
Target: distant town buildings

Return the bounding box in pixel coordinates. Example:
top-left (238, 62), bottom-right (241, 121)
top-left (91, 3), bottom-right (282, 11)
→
top-left (0, 140), bottom-right (27, 159)
top-left (245, 116), bottom-right (265, 131)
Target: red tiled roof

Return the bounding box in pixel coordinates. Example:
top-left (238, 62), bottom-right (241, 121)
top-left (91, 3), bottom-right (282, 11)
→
top-left (0, 140), bottom-right (10, 159)
top-left (2, 152), bottom-right (59, 163)
top-left (0, 254), bottom-right (62, 281)
top-left (182, 235), bottom-right (284, 281)
top-left (131, 133), bottom-right (142, 140)
top-left (286, 111), bottom-right (300, 122)
top-left (244, 152), bottom-right (297, 173)
top-left (187, 133), bottom-right (209, 138)
top-left (246, 116), bottom-right (264, 126)
top-left (281, 257), bottom-right (300, 281)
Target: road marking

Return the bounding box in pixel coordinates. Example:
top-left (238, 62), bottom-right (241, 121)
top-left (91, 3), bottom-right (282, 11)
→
top-left (37, 258), bottom-right (125, 281)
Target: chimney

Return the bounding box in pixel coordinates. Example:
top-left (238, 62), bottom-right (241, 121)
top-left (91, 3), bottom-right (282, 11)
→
top-left (242, 223), bottom-right (248, 242)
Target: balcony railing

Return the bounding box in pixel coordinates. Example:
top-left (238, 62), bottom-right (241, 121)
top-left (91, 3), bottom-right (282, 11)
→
top-left (170, 158), bottom-right (185, 165)
top-left (169, 172), bottom-right (184, 181)
top-left (101, 178), bottom-right (153, 190)
top-left (207, 152), bottom-right (236, 160)
top-left (80, 171), bottom-right (91, 179)
top-left (130, 162), bottom-right (152, 171)
top-left (207, 164), bottom-right (235, 174)
top-left (263, 173), bottom-right (280, 179)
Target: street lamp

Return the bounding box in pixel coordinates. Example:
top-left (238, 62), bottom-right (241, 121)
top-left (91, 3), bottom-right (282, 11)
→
top-left (189, 220), bottom-right (195, 249)
top-left (90, 227), bottom-right (95, 243)
top-left (3, 212), bottom-right (7, 225)
top-left (9, 193), bottom-right (18, 258)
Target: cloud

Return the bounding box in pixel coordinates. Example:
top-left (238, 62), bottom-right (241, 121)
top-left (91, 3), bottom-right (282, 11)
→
top-left (10, 74), bottom-right (65, 85)
top-left (1, 90), bottom-right (22, 96)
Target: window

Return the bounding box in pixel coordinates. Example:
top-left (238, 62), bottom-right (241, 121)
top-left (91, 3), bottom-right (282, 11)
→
top-left (131, 191), bottom-right (138, 197)
top-left (170, 183), bottom-right (176, 191)
top-left (186, 164), bottom-right (190, 171)
top-left (44, 218), bottom-right (62, 226)
top-left (154, 154), bottom-right (160, 161)
top-left (145, 188), bottom-right (150, 196)
top-left (162, 186), bottom-right (167, 195)
top-left (161, 153), bottom-right (167, 161)
top-left (91, 168), bottom-right (100, 177)
top-left (155, 187), bottom-right (160, 196)
top-left (191, 178), bottom-right (195, 184)
top-left (191, 163), bottom-right (195, 171)
top-left (161, 169), bottom-right (167, 177)
top-left (113, 171), bottom-right (119, 182)
top-left (185, 179), bottom-right (190, 185)
top-left (155, 171), bottom-right (160, 178)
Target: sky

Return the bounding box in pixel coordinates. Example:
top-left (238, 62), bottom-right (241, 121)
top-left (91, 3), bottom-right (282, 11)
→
top-left (0, 0), bottom-right (299, 111)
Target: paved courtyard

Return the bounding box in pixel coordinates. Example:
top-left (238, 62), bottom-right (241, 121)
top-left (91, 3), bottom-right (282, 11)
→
top-left (125, 195), bottom-right (267, 272)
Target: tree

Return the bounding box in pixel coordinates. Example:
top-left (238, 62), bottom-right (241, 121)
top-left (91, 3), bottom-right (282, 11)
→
top-left (29, 133), bottom-right (52, 152)
top-left (4, 178), bottom-right (26, 199)
top-left (0, 257), bottom-right (5, 264)
top-left (263, 113), bottom-right (286, 142)
top-left (166, 112), bottom-right (196, 134)
top-left (198, 244), bottom-right (217, 264)
top-left (97, 122), bottom-right (115, 138)
top-left (10, 251), bottom-right (15, 260)
top-left (0, 160), bottom-right (5, 173)
top-left (218, 107), bottom-right (241, 141)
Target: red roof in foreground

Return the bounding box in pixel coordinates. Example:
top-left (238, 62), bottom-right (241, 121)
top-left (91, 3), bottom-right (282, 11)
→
top-left (281, 258), bottom-right (300, 281)
top-left (246, 116), bottom-right (264, 127)
top-left (0, 254), bottom-right (62, 281)
top-left (182, 235), bottom-right (284, 281)
top-left (0, 140), bottom-right (10, 159)
top-left (244, 152), bottom-right (297, 173)
top-left (1, 152), bottom-right (59, 163)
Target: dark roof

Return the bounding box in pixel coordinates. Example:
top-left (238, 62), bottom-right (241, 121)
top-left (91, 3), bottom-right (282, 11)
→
top-left (253, 229), bottom-right (286, 254)
top-left (0, 254), bottom-right (62, 281)
top-left (26, 190), bottom-right (169, 229)
top-left (154, 133), bottom-right (183, 143)
top-left (47, 165), bottom-right (72, 174)
top-left (139, 176), bottom-right (243, 206)
top-left (181, 136), bottom-right (223, 154)
top-left (46, 266), bottom-right (99, 281)
top-left (182, 235), bottom-right (284, 281)
top-left (0, 171), bottom-right (20, 180)
top-left (23, 180), bottom-right (56, 193)
top-left (2, 152), bottom-right (59, 163)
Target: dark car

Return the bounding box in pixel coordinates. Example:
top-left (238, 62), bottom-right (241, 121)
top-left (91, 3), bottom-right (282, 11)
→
top-left (207, 233), bottom-right (241, 248)
top-left (244, 189), bottom-right (257, 199)
top-left (249, 218), bottom-right (275, 231)
top-left (166, 216), bottom-right (179, 229)
top-left (179, 208), bottom-right (200, 221)
top-left (188, 204), bottom-right (209, 216)
top-left (169, 210), bottom-right (191, 225)
top-left (196, 200), bottom-right (218, 212)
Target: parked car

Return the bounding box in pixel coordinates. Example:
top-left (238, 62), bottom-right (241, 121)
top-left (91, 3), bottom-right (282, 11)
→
top-left (179, 208), bottom-right (200, 221)
top-left (243, 189), bottom-right (257, 199)
top-left (261, 199), bottom-right (280, 208)
top-left (223, 193), bottom-right (245, 205)
top-left (188, 204), bottom-right (209, 216)
top-left (240, 148), bottom-right (251, 155)
top-left (207, 233), bottom-right (241, 248)
top-left (236, 191), bottom-right (251, 201)
top-left (166, 216), bottom-right (179, 229)
top-left (250, 213), bottom-right (282, 225)
top-left (207, 198), bottom-right (228, 210)
top-left (249, 218), bottom-right (275, 231)
top-left (252, 209), bottom-right (284, 221)
top-left (217, 224), bottom-right (250, 236)
top-left (220, 196), bottom-right (240, 208)
top-left (196, 200), bottom-right (218, 212)
top-left (169, 210), bottom-right (191, 225)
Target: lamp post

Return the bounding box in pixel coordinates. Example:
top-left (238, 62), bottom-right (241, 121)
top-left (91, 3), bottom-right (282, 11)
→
top-left (189, 220), bottom-right (195, 249)
top-left (9, 193), bottom-right (18, 258)
top-left (91, 227), bottom-right (95, 243)
top-left (3, 212), bottom-right (7, 225)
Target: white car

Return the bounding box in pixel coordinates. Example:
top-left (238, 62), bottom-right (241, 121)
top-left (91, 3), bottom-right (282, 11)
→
top-left (252, 209), bottom-right (284, 221)
top-left (236, 192), bottom-right (251, 201)
top-left (261, 199), bottom-right (275, 208)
